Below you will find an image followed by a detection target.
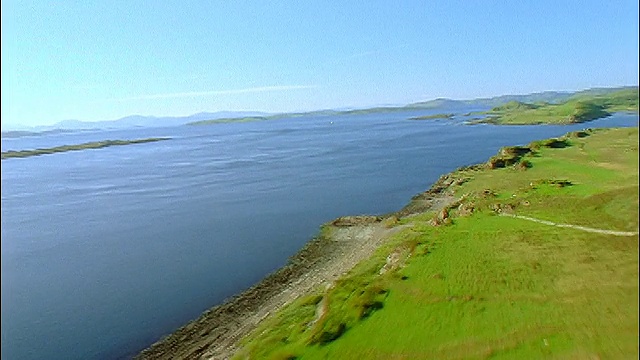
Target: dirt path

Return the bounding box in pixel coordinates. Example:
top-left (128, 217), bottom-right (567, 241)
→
top-left (500, 213), bottom-right (639, 237)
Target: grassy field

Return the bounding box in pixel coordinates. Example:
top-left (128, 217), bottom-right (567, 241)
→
top-left (235, 127), bottom-right (638, 359)
top-left (1, 138), bottom-right (170, 159)
top-left (480, 88), bottom-right (638, 125)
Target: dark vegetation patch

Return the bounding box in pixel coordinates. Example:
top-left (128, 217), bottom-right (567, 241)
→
top-left (487, 136), bottom-right (575, 169)
top-left (486, 146), bottom-right (532, 169)
top-left (530, 179), bottom-right (573, 188)
top-left (529, 138), bottom-right (570, 150)
top-left (308, 276), bottom-right (390, 345)
top-left (568, 130), bottom-right (592, 138)
top-left (408, 113), bottom-right (455, 121)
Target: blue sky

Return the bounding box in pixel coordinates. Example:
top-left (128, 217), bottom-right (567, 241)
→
top-left (1, 1), bottom-right (638, 127)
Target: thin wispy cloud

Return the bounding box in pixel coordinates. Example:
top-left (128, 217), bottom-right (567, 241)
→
top-left (103, 85), bottom-right (318, 102)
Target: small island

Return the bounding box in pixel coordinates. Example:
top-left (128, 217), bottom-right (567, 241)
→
top-left (1, 138), bottom-right (170, 159)
top-left (408, 113), bottom-right (454, 121)
top-left (474, 88), bottom-right (638, 125)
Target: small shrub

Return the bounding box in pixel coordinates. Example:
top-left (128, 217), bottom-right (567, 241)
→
top-left (310, 322), bottom-right (346, 345)
top-left (516, 160), bottom-right (533, 170)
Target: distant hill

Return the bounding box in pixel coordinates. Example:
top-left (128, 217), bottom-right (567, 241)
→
top-left (490, 101), bottom-right (541, 112)
top-left (408, 98), bottom-right (472, 109)
top-left (5, 86), bottom-right (636, 133)
top-left (46, 111), bottom-right (269, 130)
top-left (475, 87), bottom-right (638, 125)
top-left (1, 129), bottom-right (78, 139)
top-left (189, 86), bottom-right (637, 126)
top-left (2, 111), bottom-right (269, 136)
top-left (409, 86), bottom-right (638, 109)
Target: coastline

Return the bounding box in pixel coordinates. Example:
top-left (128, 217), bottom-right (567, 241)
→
top-left (135, 167), bottom-right (468, 359)
top-left (135, 123), bottom-right (639, 359)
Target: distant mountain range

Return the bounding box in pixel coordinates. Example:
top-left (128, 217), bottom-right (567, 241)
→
top-left (190, 86), bottom-right (638, 126)
top-left (2, 111), bottom-right (268, 133)
top-left (2, 86), bottom-right (636, 136)
top-left (408, 86), bottom-right (639, 109)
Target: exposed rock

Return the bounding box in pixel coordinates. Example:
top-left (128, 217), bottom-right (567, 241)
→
top-left (490, 203), bottom-right (516, 214)
top-left (501, 203), bottom-right (516, 214)
top-left (429, 207), bottom-right (451, 226)
top-left (490, 204), bottom-right (501, 213)
top-left (516, 160), bottom-right (533, 170)
top-left (481, 189), bottom-right (496, 198)
top-left (568, 130), bottom-right (592, 138)
top-left (486, 145), bottom-right (534, 169)
top-left (457, 202), bottom-right (475, 217)
top-left (382, 216), bottom-right (400, 228)
top-left (500, 146), bottom-right (532, 157)
top-left (379, 248), bottom-right (407, 275)
top-left (331, 215), bottom-right (382, 227)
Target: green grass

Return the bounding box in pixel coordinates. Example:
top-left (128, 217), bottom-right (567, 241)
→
top-left (480, 88), bottom-right (638, 125)
top-left (235, 127), bottom-right (639, 359)
top-left (1, 137), bottom-right (170, 159)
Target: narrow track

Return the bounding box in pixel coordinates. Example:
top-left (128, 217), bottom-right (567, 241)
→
top-left (500, 213), bottom-right (639, 237)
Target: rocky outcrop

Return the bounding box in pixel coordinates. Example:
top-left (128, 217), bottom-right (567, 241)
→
top-left (331, 215), bottom-right (382, 227)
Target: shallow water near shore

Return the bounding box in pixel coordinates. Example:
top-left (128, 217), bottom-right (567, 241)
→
top-left (1, 109), bottom-right (637, 359)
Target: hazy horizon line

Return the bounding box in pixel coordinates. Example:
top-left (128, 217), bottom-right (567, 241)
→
top-left (3, 84), bottom-right (637, 130)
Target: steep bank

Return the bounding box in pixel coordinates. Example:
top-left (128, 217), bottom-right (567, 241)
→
top-left (135, 170), bottom-right (466, 359)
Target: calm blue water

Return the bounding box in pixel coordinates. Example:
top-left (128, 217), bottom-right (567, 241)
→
top-left (1, 109), bottom-right (637, 359)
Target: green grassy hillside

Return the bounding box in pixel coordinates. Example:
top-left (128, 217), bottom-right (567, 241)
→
top-left (480, 88), bottom-right (638, 125)
top-left (236, 127), bottom-right (639, 359)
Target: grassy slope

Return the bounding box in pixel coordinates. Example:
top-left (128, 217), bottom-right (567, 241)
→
top-left (1, 138), bottom-right (170, 159)
top-left (482, 88), bottom-right (639, 125)
top-left (236, 127), bottom-right (639, 359)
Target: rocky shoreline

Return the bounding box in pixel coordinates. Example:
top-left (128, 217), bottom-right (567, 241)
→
top-left (135, 168), bottom-right (474, 360)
